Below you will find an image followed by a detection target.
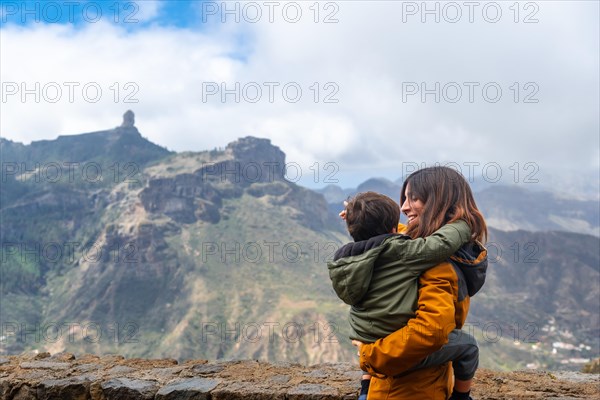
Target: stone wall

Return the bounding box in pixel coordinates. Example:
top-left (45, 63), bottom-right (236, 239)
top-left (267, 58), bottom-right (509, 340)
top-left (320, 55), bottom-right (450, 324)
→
top-left (1, 353), bottom-right (598, 400)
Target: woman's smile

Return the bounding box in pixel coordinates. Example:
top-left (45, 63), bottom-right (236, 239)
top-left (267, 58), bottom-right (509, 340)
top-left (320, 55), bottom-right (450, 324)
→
top-left (401, 184), bottom-right (425, 225)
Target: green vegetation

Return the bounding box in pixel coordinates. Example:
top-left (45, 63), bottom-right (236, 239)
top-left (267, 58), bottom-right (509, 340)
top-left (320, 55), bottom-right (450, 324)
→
top-left (581, 358), bottom-right (600, 374)
top-left (1, 131), bottom-right (597, 371)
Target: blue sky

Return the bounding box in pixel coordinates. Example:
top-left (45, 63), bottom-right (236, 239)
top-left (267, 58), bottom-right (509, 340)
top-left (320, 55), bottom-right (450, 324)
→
top-left (1, 1), bottom-right (196, 27)
top-left (1, 1), bottom-right (599, 194)
top-left (1, 0), bottom-right (283, 31)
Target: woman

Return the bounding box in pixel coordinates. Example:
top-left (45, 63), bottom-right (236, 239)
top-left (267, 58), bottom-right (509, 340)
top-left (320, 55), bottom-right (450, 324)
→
top-left (355, 166), bottom-right (487, 399)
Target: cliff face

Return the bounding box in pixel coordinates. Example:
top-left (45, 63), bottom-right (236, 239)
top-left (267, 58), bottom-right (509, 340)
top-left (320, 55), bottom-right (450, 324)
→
top-left (138, 136), bottom-right (330, 229)
top-left (1, 353), bottom-right (599, 400)
top-left (1, 124), bottom-right (350, 365)
top-left (2, 114), bottom-right (598, 371)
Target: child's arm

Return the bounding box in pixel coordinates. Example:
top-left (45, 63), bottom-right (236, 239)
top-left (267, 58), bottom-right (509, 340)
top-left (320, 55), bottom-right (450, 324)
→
top-left (389, 220), bottom-right (471, 274)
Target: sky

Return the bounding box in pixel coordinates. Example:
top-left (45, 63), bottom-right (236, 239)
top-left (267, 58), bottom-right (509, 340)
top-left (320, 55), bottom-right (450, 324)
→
top-left (0, 0), bottom-right (598, 194)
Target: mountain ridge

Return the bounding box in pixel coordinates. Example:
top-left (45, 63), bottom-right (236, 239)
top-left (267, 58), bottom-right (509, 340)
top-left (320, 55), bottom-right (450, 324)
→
top-left (317, 179), bottom-right (600, 237)
top-left (1, 113), bottom-right (598, 372)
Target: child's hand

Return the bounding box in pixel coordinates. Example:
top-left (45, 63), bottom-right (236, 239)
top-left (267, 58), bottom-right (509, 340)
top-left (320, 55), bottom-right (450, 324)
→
top-left (339, 201), bottom-right (349, 220)
top-left (351, 339), bottom-right (365, 356)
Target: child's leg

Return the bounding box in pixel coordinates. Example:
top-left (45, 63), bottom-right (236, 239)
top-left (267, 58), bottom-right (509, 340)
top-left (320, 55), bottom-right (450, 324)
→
top-left (358, 373), bottom-right (371, 400)
top-left (448, 329), bottom-right (479, 400)
top-left (448, 330), bottom-right (478, 399)
top-left (452, 378), bottom-right (472, 399)
top-left (402, 329), bottom-right (478, 398)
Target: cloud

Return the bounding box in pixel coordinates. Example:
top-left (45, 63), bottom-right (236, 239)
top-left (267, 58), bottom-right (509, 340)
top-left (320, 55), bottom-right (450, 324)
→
top-left (135, 0), bottom-right (162, 22)
top-left (0, 1), bottom-right (598, 192)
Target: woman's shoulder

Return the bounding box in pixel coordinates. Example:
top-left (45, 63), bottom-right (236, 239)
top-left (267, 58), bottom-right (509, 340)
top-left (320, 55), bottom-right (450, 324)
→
top-left (418, 261), bottom-right (459, 286)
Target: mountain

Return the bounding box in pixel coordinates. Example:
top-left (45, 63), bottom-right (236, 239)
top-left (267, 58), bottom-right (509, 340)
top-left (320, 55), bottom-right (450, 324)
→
top-left (476, 186), bottom-right (599, 236)
top-left (0, 112), bottom-right (172, 294)
top-left (472, 228), bottom-right (599, 370)
top-left (1, 113), bottom-right (598, 372)
top-left (0, 116), bottom-right (350, 364)
top-left (316, 182), bottom-right (600, 237)
top-left (318, 184), bottom-right (354, 205)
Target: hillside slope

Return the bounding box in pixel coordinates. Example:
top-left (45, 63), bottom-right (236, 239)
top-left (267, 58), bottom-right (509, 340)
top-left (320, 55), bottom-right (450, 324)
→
top-left (1, 116), bottom-right (598, 371)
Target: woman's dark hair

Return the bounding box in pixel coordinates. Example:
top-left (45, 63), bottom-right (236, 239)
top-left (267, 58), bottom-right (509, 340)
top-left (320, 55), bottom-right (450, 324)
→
top-left (345, 191), bottom-right (400, 241)
top-left (401, 166), bottom-right (487, 242)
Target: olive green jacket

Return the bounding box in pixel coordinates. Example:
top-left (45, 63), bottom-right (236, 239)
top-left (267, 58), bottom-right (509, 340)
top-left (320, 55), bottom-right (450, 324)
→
top-left (327, 220), bottom-right (471, 342)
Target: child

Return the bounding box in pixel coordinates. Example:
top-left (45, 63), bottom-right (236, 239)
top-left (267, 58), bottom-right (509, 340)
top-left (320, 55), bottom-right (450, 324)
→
top-left (328, 192), bottom-right (487, 400)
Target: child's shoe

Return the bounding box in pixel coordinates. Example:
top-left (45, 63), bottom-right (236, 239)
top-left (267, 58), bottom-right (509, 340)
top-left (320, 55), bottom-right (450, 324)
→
top-left (449, 392), bottom-right (473, 400)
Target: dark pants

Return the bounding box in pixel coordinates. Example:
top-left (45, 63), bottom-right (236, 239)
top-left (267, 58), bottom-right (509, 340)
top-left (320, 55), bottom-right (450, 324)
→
top-left (408, 329), bottom-right (479, 380)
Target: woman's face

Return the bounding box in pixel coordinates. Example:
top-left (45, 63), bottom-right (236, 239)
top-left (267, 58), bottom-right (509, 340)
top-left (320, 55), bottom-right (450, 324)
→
top-left (401, 184), bottom-right (425, 225)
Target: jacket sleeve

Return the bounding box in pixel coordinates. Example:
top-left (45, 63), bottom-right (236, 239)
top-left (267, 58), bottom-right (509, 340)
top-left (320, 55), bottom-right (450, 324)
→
top-left (358, 263), bottom-right (457, 377)
top-left (390, 220), bottom-right (471, 275)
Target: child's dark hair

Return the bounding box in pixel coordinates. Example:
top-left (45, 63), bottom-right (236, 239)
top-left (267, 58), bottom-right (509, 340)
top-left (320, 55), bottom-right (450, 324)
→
top-left (345, 192), bottom-right (400, 241)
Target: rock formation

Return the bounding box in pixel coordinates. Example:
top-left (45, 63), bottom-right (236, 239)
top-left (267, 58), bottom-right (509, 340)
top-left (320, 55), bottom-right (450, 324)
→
top-left (121, 110), bottom-right (135, 128)
top-left (139, 136), bottom-right (333, 229)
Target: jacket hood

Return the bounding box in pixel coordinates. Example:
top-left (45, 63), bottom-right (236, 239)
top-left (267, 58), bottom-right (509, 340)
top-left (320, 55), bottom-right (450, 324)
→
top-left (328, 234), bottom-right (401, 305)
top-left (333, 233), bottom-right (400, 261)
top-left (450, 241), bottom-right (488, 301)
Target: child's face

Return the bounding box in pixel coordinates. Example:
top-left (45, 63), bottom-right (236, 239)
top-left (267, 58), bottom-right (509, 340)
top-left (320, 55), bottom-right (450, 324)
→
top-left (401, 184), bottom-right (425, 225)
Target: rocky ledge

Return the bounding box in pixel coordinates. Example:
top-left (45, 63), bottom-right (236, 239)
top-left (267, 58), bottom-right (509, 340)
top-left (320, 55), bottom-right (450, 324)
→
top-left (0, 353), bottom-right (598, 399)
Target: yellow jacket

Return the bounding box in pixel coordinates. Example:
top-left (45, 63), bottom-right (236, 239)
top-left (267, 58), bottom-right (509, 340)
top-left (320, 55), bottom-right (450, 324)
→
top-left (359, 244), bottom-right (487, 400)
